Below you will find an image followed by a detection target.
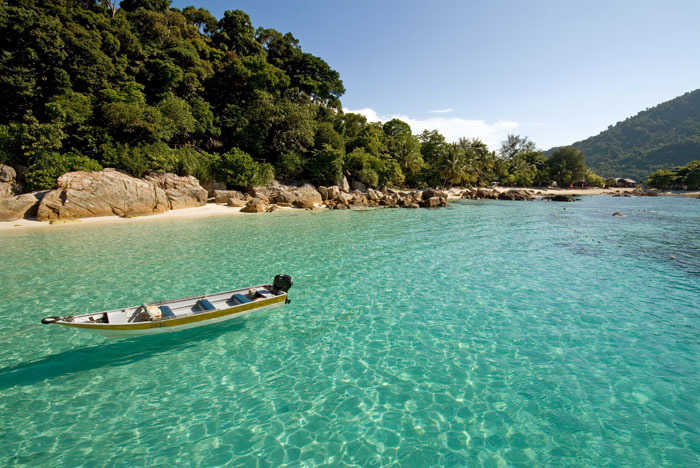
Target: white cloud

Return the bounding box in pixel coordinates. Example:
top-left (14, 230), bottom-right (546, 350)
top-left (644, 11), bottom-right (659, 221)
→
top-left (343, 107), bottom-right (519, 149)
top-left (429, 108), bottom-right (454, 114)
top-left (344, 107), bottom-right (382, 123)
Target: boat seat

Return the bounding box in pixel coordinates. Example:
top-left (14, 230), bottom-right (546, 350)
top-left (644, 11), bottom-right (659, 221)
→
top-left (106, 311), bottom-right (129, 325)
top-left (254, 289), bottom-right (275, 298)
top-left (159, 305), bottom-right (175, 318)
top-left (231, 293), bottom-right (251, 305)
top-left (195, 299), bottom-right (216, 312)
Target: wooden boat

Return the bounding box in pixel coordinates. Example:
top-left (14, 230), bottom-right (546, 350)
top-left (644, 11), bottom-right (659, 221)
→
top-left (41, 275), bottom-right (293, 338)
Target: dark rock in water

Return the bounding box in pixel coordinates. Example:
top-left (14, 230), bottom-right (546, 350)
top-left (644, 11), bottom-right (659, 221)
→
top-left (422, 196), bottom-right (447, 208)
top-left (544, 194), bottom-right (578, 202)
top-left (612, 212), bottom-right (624, 217)
top-left (421, 188), bottom-right (445, 201)
top-left (37, 169), bottom-right (169, 220)
top-left (475, 188), bottom-right (499, 199)
top-left (631, 189), bottom-right (659, 197)
top-left (498, 189), bottom-right (535, 201)
top-left (460, 188), bottom-right (476, 199)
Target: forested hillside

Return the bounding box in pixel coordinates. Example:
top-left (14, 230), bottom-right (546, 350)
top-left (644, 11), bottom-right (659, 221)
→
top-left (647, 160), bottom-right (700, 190)
top-left (0, 0), bottom-right (600, 191)
top-left (562, 89), bottom-right (700, 180)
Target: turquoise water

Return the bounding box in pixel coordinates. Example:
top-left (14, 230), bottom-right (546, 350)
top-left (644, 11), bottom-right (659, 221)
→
top-left (0, 196), bottom-right (698, 467)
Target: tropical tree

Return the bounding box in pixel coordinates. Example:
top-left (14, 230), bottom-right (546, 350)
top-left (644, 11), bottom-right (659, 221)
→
top-left (547, 146), bottom-right (587, 186)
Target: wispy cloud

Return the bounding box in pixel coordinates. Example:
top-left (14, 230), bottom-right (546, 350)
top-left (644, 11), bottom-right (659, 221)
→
top-left (429, 108), bottom-right (454, 114)
top-left (343, 107), bottom-right (518, 149)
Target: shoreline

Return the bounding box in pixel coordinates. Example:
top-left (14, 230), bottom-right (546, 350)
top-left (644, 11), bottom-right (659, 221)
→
top-left (1, 186), bottom-right (695, 232)
top-left (0, 204), bottom-right (290, 232)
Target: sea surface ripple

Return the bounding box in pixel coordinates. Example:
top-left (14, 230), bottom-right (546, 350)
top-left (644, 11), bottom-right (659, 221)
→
top-left (0, 196), bottom-right (698, 467)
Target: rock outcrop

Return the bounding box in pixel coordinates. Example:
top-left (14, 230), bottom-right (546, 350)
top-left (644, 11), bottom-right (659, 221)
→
top-left (497, 189), bottom-right (535, 201)
top-left (0, 192), bottom-right (44, 221)
top-left (290, 184), bottom-right (323, 209)
top-left (240, 197), bottom-right (267, 213)
top-left (318, 185), bottom-right (341, 202)
top-left (319, 185), bottom-right (452, 209)
top-left (631, 189), bottom-right (659, 197)
top-left (36, 169), bottom-right (169, 221)
top-left (214, 190), bottom-right (246, 204)
top-left (420, 189), bottom-right (448, 208)
top-left (461, 188), bottom-right (500, 200)
top-left (226, 197), bottom-right (247, 207)
top-left (0, 164), bottom-right (17, 198)
top-left (145, 173), bottom-right (207, 210)
top-left (249, 182), bottom-right (322, 209)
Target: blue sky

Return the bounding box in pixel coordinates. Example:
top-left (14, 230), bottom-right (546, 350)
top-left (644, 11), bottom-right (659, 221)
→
top-left (172, 0), bottom-right (700, 149)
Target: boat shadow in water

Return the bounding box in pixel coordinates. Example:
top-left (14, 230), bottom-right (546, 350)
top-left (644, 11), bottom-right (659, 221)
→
top-left (0, 318), bottom-right (248, 390)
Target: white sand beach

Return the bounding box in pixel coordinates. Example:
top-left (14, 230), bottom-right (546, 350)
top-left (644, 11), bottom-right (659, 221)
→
top-left (0, 203), bottom-right (266, 232)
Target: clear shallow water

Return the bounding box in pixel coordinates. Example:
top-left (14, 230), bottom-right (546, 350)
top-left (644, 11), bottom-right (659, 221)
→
top-left (0, 196), bottom-right (698, 467)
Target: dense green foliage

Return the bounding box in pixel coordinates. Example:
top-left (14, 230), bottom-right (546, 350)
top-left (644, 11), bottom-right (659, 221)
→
top-left (0, 0), bottom-right (600, 191)
top-left (647, 160), bottom-right (700, 190)
top-left (555, 89), bottom-right (700, 180)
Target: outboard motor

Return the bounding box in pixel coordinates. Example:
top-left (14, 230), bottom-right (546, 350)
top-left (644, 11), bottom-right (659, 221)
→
top-left (273, 274), bottom-right (293, 293)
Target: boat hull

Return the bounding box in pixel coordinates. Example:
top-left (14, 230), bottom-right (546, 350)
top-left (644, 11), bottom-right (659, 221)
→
top-left (55, 294), bottom-right (286, 338)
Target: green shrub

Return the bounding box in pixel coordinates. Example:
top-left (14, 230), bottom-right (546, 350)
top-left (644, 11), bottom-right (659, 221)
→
top-left (277, 151), bottom-right (304, 180)
top-left (25, 152), bottom-right (102, 190)
top-left (218, 148), bottom-right (274, 189)
top-left (647, 160), bottom-right (700, 189)
top-left (357, 167), bottom-right (379, 187)
top-left (99, 141), bottom-right (176, 177)
top-left (173, 147), bottom-right (220, 183)
top-left (585, 170), bottom-right (605, 187)
top-left (305, 144), bottom-right (344, 186)
top-left (377, 159), bottom-right (405, 187)
top-left (158, 95), bottom-right (195, 141)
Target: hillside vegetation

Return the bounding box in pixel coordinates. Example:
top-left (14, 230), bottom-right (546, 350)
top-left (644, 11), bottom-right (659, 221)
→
top-left (647, 160), bottom-right (700, 190)
top-left (562, 90), bottom-right (700, 180)
top-left (0, 0), bottom-right (600, 192)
